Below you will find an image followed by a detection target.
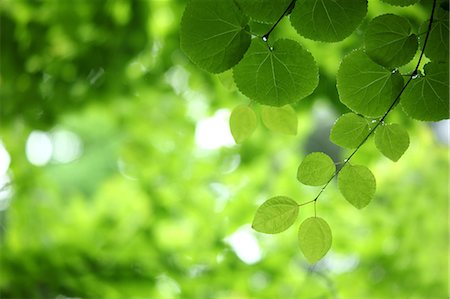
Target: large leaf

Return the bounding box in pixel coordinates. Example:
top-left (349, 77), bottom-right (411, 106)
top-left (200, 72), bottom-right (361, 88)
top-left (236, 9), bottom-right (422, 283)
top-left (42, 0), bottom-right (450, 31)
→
top-left (233, 39), bottom-right (319, 106)
top-left (380, 0), bottom-right (419, 6)
top-left (252, 196), bottom-right (299, 234)
top-left (229, 105), bottom-right (257, 143)
top-left (330, 113), bottom-right (370, 149)
top-left (375, 123), bottom-right (410, 162)
top-left (298, 217), bottom-right (332, 263)
top-left (420, 8), bottom-right (449, 63)
top-left (290, 0), bottom-right (367, 42)
top-left (365, 14), bottom-right (418, 68)
top-left (401, 62), bottom-right (449, 121)
top-left (337, 50), bottom-right (403, 117)
top-left (338, 164), bottom-right (376, 209)
top-left (234, 0), bottom-right (292, 23)
top-left (261, 105), bottom-right (297, 135)
top-left (180, 0), bottom-right (251, 73)
top-left (297, 152), bottom-right (335, 186)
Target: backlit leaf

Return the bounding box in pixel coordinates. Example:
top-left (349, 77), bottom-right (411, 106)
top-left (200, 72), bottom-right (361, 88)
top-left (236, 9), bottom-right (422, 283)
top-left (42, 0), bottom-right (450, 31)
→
top-left (230, 105), bottom-right (257, 143)
top-left (233, 39), bottom-right (319, 106)
top-left (252, 196), bottom-right (299, 234)
top-left (401, 62), bottom-right (449, 121)
top-left (375, 123), bottom-right (410, 162)
top-left (337, 50), bottom-right (403, 117)
top-left (290, 0), bottom-right (367, 42)
top-left (330, 113), bottom-right (370, 148)
top-left (261, 105), bottom-right (297, 135)
top-left (217, 70), bottom-right (237, 91)
top-left (420, 8), bottom-right (449, 63)
top-left (180, 0), bottom-right (251, 73)
top-left (365, 14), bottom-right (418, 68)
top-left (338, 164), bottom-right (376, 209)
top-left (298, 217), bottom-right (332, 263)
top-left (235, 0), bottom-right (292, 23)
top-left (297, 152), bottom-right (335, 186)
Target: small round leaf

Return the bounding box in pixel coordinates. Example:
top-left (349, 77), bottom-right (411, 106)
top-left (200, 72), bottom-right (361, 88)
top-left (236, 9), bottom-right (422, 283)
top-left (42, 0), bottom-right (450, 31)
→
top-left (233, 39), bottom-right (319, 106)
top-left (420, 8), bottom-right (449, 63)
top-left (365, 14), bottom-right (418, 68)
top-left (297, 152), bottom-right (336, 186)
top-left (180, 0), bottom-right (251, 73)
top-left (230, 105), bottom-right (257, 143)
top-left (337, 50), bottom-right (403, 117)
top-left (252, 196), bottom-right (299, 234)
top-left (401, 62), bottom-right (449, 121)
top-left (298, 217), bottom-right (332, 263)
top-left (261, 105), bottom-right (297, 135)
top-left (330, 113), bottom-right (370, 149)
top-left (290, 0), bottom-right (367, 42)
top-left (338, 164), bottom-right (376, 209)
top-left (375, 123), bottom-right (410, 162)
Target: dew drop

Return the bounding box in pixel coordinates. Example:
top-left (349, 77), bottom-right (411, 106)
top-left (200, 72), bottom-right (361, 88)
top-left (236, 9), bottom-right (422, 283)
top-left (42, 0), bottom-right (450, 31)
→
top-left (269, 46), bottom-right (274, 51)
top-left (412, 73), bottom-right (419, 79)
top-left (371, 119), bottom-right (377, 123)
top-left (262, 36), bottom-right (268, 42)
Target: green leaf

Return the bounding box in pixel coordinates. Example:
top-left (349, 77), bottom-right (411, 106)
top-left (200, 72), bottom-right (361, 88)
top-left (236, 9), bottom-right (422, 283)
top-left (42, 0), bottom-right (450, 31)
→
top-left (421, 8), bottom-right (449, 63)
top-left (337, 50), bottom-right (402, 117)
top-left (235, 0), bottom-right (292, 23)
top-left (297, 152), bottom-right (335, 186)
top-left (233, 39), bottom-right (319, 106)
top-left (375, 123), bottom-right (410, 162)
top-left (290, 0), bottom-right (367, 42)
top-left (252, 196), bottom-right (299, 234)
top-left (261, 105), bottom-right (297, 135)
top-left (401, 62), bottom-right (449, 121)
top-left (330, 113), bottom-right (370, 149)
top-left (365, 14), bottom-right (418, 68)
top-left (229, 105), bottom-right (257, 143)
top-left (298, 217), bottom-right (332, 263)
top-left (217, 70), bottom-right (237, 91)
top-left (338, 164), bottom-right (376, 209)
top-left (380, 0), bottom-right (419, 6)
top-left (180, 0), bottom-right (251, 73)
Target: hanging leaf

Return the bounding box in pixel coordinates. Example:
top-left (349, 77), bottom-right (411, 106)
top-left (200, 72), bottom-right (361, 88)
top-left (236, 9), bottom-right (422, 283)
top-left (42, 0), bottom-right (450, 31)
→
top-left (252, 196), bottom-right (299, 234)
top-left (233, 39), bottom-right (319, 106)
top-left (380, 0), bottom-right (420, 7)
top-left (234, 0), bottom-right (292, 23)
top-left (420, 8), bottom-right (449, 63)
top-left (229, 105), bottom-right (258, 143)
top-left (338, 164), bottom-right (376, 209)
top-left (180, 0), bottom-right (251, 73)
top-left (297, 152), bottom-right (335, 186)
top-left (375, 123), bottom-right (410, 162)
top-left (337, 50), bottom-right (403, 117)
top-left (330, 113), bottom-right (370, 149)
top-left (290, 0), bottom-right (367, 42)
top-left (401, 62), bottom-right (449, 121)
top-left (365, 14), bottom-right (418, 68)
top-left (217, 70), bottom-right (237, 91)
top-left (260, 105), bottom-right (297, 135)
top-left (298, 217), bottom-right (332, 263)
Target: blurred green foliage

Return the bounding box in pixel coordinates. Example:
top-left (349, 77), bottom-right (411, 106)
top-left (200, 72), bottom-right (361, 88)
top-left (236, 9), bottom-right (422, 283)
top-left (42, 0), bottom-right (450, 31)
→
top-left (0, 0), bottom-right (448, 298)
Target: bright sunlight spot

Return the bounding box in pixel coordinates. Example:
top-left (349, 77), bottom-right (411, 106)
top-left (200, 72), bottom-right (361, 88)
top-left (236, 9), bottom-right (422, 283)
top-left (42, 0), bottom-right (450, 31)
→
top-left (195, 109), bottom-right (235, 150)
top-left (225, 225), bottom-right (262, 265)
top-left (26, 131), bottom-right (53, 166)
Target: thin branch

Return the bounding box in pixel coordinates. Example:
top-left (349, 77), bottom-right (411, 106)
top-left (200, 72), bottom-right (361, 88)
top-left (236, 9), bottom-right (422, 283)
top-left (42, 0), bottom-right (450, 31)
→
top-left (262, 0), bottom-right (296, 41)
top-left (309, 0), bottom-right (438, 206)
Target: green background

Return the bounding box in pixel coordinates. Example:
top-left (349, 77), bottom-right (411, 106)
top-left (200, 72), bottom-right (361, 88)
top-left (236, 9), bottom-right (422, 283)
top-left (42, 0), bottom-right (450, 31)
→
top-left (0, 0), bottom-right (448, 298)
